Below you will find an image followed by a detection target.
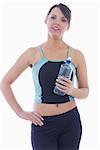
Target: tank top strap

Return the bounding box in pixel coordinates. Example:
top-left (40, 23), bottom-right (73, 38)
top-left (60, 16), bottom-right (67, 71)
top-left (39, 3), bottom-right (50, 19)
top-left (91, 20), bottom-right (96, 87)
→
top-left (37, 46), bottom-right (44, 57)
top-left (67, 47), bottom-right (70, 58)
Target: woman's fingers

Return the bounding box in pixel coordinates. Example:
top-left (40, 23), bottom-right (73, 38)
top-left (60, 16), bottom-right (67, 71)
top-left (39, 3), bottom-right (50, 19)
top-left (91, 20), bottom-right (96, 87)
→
top-left (56, 77), bottom-right (72, 88)
top-left (55, 82), bottom-right (68, 90)
top-left (18, 110), bottom-right (44, 126)
top-left (32, 112), bottom-right (44, 126)
top-left (34, 112), bottom-right (44, 121)
top-left (56, 79), bottom-right (70, 87)
top-left (55, 76), bottom-right (73, 95)
top-left (58, 76), bottom-right (72, 83)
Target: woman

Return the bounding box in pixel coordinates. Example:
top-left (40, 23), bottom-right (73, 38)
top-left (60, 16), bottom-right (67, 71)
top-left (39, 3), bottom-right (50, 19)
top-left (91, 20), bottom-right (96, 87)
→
top-left (0, 3), bottom-right (89, 150)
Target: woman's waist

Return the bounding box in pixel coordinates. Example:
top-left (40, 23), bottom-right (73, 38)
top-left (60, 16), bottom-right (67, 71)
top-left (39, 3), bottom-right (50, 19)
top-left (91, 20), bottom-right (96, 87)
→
top-left (33, 101), bottom-right (76, 116)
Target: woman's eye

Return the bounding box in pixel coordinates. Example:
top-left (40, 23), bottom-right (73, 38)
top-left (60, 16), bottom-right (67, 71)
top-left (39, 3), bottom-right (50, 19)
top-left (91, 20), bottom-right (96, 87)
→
top-left (61, 19), bottom-right (67, 22)
top-left (50, 16), bottom-right (56, 19)
top-left (49, 16), bottom-right (67, 22)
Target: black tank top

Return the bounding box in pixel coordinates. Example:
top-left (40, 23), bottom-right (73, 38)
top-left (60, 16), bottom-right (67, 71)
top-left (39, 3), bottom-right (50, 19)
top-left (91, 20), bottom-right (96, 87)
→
top-left (32, 46), bottom-right (76, 104)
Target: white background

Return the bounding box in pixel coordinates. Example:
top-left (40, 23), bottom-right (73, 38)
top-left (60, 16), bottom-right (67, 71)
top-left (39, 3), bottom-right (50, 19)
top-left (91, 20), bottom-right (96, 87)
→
top-left (0, 0), bottom-right (100, 150)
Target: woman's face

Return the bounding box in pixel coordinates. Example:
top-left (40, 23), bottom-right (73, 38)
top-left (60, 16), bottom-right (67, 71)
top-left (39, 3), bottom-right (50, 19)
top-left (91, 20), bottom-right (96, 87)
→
top-left (45, 7), bottom-right (69, 39)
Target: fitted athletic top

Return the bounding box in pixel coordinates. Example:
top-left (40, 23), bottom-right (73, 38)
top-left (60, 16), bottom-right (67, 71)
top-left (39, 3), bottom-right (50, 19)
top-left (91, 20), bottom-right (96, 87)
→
top-left (32, 46), bottom-right (76, 104)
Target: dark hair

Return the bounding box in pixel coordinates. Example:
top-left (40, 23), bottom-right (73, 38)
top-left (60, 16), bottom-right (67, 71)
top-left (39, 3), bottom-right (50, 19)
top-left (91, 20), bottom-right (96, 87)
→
top-left (47, 3), bottom-right (71, 23)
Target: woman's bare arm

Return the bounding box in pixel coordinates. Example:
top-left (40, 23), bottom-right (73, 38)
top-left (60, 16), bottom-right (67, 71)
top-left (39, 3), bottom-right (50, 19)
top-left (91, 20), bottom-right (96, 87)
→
top-left (73, 50), bottom-right (89, 99)
top-left (0, 49), bottom-right (31, 113)
top-left (55, 50), bottom-right (89, 99)
top-left (0, 48), bottom-right (44, 125)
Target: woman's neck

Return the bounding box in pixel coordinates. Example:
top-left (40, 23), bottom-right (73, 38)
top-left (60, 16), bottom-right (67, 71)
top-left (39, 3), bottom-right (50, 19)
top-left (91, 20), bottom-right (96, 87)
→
top-left (44, 37), bottom-right (66, 50)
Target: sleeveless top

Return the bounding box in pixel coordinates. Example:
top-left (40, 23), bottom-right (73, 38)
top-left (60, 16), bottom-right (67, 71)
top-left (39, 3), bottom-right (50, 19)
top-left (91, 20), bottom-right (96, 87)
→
top-left (32, 46), bottom-right (76, 104)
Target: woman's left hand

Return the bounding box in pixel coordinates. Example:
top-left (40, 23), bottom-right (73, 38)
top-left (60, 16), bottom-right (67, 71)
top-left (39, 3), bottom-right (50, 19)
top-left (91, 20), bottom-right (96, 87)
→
top-left (55, 76), bottom-right (75, 95)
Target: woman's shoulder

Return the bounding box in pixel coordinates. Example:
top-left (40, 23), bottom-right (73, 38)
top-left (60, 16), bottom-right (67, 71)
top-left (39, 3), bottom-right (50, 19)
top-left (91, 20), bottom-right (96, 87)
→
top-left (26, 46), bottom-right (39, 55)
top-left (69, 46), bottom-right (85, 68)
top-left (25, 45), bottom-right (43, 65)
top-left (69, 46), bottom-right (84, 55)
top-left (27, 44), bottom-right (43, 55)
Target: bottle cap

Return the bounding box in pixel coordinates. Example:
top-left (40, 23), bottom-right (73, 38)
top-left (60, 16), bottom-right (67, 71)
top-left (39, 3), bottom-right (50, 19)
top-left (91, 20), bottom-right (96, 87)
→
top-left (66, 57), bottom-right (72, 64)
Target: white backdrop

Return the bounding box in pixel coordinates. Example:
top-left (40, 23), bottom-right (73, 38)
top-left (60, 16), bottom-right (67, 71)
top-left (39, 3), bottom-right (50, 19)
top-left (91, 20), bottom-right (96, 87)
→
top-left (0, 0), bottom-right (100, 150)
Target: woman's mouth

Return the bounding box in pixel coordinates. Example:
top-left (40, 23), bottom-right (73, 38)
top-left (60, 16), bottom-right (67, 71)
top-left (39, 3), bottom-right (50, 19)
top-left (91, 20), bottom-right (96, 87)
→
top-left (50, 26), bottom-right (61, 33)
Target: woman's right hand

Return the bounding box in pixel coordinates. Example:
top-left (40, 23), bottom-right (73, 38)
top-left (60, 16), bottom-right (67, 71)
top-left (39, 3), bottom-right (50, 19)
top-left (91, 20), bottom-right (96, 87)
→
top-left (17, 110), bottom-right (44, 126)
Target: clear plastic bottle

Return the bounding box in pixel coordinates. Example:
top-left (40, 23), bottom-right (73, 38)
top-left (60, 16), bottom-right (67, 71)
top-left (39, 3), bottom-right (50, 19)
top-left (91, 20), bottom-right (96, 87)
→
top-left (53, 57), bottom-right (73, 96)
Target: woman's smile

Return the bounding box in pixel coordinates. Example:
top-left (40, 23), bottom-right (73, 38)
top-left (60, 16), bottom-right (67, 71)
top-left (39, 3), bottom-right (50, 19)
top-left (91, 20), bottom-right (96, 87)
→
top-left (50, 26), bottom-right (61, 33)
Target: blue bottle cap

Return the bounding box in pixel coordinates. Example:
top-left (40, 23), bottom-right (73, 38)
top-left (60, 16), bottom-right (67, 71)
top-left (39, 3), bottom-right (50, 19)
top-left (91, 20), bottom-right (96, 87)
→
top-left (66, 57), bottom-right (72, 64)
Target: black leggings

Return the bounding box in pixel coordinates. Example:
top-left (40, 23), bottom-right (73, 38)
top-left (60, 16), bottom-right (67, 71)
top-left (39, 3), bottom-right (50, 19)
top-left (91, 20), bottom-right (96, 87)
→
top-left (31, 107), bottom-right (82, 150)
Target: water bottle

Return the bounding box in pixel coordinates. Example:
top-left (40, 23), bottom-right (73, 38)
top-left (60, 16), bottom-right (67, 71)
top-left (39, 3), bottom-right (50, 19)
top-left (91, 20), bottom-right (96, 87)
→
top-left (53, 57), bottom-right (73, 96)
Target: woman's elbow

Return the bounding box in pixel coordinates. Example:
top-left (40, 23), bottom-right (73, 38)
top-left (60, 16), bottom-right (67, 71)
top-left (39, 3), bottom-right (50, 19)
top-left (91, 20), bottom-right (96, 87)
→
top-left (0, 79), bottom-right (11, 92)
top-left (84, 87), bottom-right (89, 98)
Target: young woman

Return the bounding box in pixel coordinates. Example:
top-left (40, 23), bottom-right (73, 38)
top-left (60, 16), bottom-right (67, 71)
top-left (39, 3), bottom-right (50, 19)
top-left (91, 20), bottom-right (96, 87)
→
top-left (0, 3), bottom-right (89, 150)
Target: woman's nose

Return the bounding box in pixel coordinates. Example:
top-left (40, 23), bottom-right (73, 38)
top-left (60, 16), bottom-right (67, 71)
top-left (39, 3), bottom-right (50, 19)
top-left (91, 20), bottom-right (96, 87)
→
top-left (54, 19), bottom-right (60, 25)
